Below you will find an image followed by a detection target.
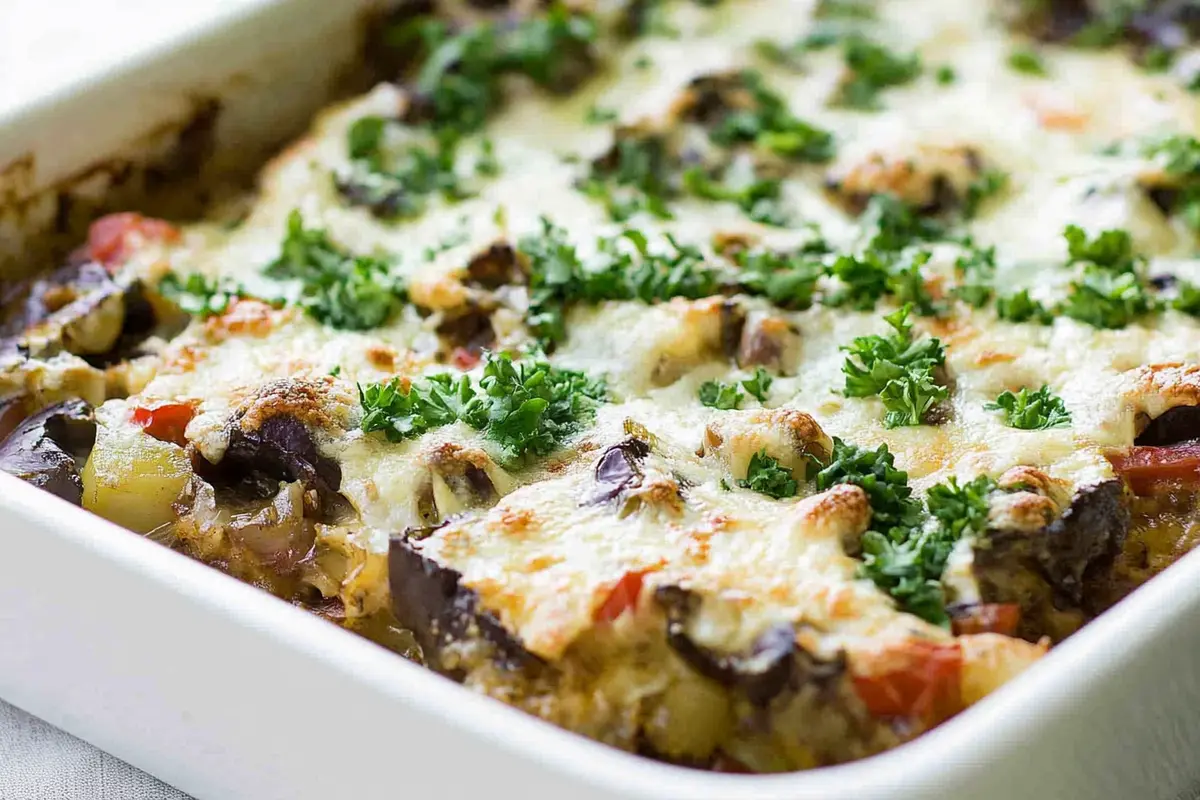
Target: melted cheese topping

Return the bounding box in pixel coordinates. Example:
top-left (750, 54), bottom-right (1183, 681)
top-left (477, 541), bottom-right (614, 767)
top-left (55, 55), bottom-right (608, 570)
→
top-left (37, 0), bottom-right (1200, 671)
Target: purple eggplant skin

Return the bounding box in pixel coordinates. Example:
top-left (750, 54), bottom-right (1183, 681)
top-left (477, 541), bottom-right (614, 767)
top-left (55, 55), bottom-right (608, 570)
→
top-left (0, 399), bottom-right (96, 505)
top-left (584, 437), bottom-right (650, 505)
top-left (973, 479), bottom-right (1129, 641)
top-left (197, 414), bottom-right (342, 503)
top-left (1135, 404), bottom-right (1200, 446)
top-left (655, 585), bottom-right (843, 707)
top-left (388, 532), bottom-right (542, 675)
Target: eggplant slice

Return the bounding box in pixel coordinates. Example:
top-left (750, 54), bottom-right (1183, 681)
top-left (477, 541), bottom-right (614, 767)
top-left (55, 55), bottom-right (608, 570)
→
top-left (389, 532), bottom-right (541, 674)
top-left (0, 399), bottom-right (96, 505)
top-left (973, 479), bottom-right (1129, 641)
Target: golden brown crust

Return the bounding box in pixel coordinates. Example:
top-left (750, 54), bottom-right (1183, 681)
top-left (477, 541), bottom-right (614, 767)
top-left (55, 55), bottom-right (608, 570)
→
top-left (825, 143), bottom-right (983, 213)
top-left (235, 377), bottom-right (349, 433)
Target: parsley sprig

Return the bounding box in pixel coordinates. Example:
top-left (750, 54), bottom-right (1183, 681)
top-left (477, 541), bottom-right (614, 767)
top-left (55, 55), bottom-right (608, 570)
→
top-left (841, 305), bottom-right (948, 428)
top-left (699, 367), bottom-right (775, 409)
top-left (336, 116), bottom-right (479, 220)
top-left (706, 70), bottom-right (836, 163)
top-left (159, 272), bottom-right (250, 318)
top-left (359, 351), bottom-right (607, 464)
top-left (518, 219), bottom-right (725, 345)
top-left (817, 437), bottom-right (998, 625)
top-left (263, 211), bottom-right (405, 331)
top-left (737, 449), bottom-right (798, 499)
top-left (985, 385), bottom-right (1071, 430)
top-left (833, 35), bottom-right (922, 110)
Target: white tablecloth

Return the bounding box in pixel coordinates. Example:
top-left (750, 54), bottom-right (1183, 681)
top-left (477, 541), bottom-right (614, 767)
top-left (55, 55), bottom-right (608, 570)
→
top-left (0, 700), bottom-right (188, 800)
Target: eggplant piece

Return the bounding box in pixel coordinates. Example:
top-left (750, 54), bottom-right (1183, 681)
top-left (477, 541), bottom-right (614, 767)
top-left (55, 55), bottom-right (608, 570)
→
top-left (0, 399), bottom-right (96, 505)
top-left (585, 437), bottom-right (650, 505)
top-left (464, 243), bottom-right (524, 290)
top-left (655, 585), bottom-right (842, 707)
top-left (200, 414), bottom-right (342, 503)
top-left (0, 261), bottom-right (174, 364)
top-left (973, 479), bottom-right (1129, 641)
top-left (1135, 404), bottom-right (1200, 446)
top-left (388, 533), bottom-right (541, 675)
top-left (435, 307), bottom-right (496, 357)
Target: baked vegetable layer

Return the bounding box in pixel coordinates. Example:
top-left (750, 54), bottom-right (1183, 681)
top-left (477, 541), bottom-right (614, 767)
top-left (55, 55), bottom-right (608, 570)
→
top-left (6, 0), bottom-right (1200, 774)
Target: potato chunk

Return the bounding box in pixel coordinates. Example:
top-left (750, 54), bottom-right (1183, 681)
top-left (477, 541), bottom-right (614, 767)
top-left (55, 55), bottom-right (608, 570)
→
top-left (82, 402), bottom-right (192, 533)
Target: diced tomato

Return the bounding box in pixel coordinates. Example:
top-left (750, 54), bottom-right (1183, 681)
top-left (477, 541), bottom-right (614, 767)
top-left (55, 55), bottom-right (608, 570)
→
top-left (950, 603), bottom-right (1021, 637)
top-left (132, 402), bottom-right (196, 447)
top-left (852, 639), bottom-right (963, 724)
top-left (593, 570), bottom-right (649, 624)
top-left (451, 347), bottom-right (482, 370)
top-left (87, 213), bottom-right (180, 269)
top-left (1108, 440), bottom-right (1200, 495)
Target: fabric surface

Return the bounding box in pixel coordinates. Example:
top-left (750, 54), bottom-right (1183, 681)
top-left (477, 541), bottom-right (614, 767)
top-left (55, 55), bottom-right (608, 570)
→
top-left (0, 700), bottom-right (189, 800)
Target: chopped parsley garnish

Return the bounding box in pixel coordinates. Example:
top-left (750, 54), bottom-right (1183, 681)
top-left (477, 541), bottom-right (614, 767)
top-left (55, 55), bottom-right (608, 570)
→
top-left (1172, 279), bottom-right (1200, 316)
top-left (935, 65), bottom-right (957, 84)
top-left (996, 289), bottom-right (1054, 324)
top-left (1137, 133), bottom-right (1200, 233)
top-left (585, 105), bottom-right (618, 125)
top-left (336, 116), bottom-right (473, 220)
top-left (158, 272), bottom-right (247, 318)
top-left (682, 168), bottom-right (791, 227)
top-left (841, 305), bottom-right (947, 428)
top-left (518, 219), bottom-right (724, 345)
top-left (734, 246), bottom-right (826, 310)
top-left (963, 169), bottom-right (1009, 219)
top-left (359, 373), bottom-right (465, 442)
top-left (582, 133), bottom-right (677, 221)
top-left (1058, 226), bottom-right (1157, 329)
top-left (815, 437), bottom-right (922, 535)
top-left (985, 385), bottom-right (1072, 430)
top-left (264, 210), bottom-right (405, 331)
top-left (883, 475), bottom-right (996, 624)
top-left (950, 245), bottom-right (996, 308)
top-left (833, 36), bottom-right (922, 110)
top-left (699, 379), bottom-right (744, 410)
top-left (359, 351), bottom-right (606, 464)
top-left (742, 367), bottom-right (774, 402)
top-left (859, 194), bottom-right (946, 252)
top-left (706, 71), bottom-right (836, 163)
top-left (398, 8), bottom-right (598, 137)
top-left (1007, 48), bottom-right (1049, 77)
top-left (1060, 267), bottom-right (1157, 329)
top-left (700, 368), bottom-right (776, 409)
top-left (1064, 225), bottom-right (1138, 272)
top-left (816, 438), bottom-right (998, 625)
top-left (824, 250), bottom-right (892, 310)
top-left (737, 450), bottom-right (798, 499)
top-left (816, 0), bottom-right (877, 18)
top-left (885, 249), bottom-right (940, 316)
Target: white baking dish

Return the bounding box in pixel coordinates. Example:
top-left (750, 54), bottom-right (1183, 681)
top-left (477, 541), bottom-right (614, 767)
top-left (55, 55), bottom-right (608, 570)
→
top-left (2, 3), bottom-right (1200, 798)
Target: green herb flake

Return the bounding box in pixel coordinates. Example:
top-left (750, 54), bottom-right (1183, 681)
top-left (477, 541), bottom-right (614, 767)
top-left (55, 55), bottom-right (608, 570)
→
top-left (158, 272), bottom-right (246, 318)
top-left (841, 304), bottom-right (947, 428)
top-left (699, 379), bottom-right (744, 410)
top-left (1172, 279), bottom-right (1200, 316)
top-left (359, 351), bottom-right (606, 464)
top-left (996, 289), bottom-right (1054, 324)
top-left (737, 449), bottom-right (799, 499)
top-left (1007, 48), bottom-right (1049, 77)
top-left (833, 36), bottom-right (922, 111)
top-left (742, 367), bottom-right (775, 403)
top-left (985, 385), bottom-right (1072, 430)
top-left (264, 210), bottom-right (405, 331)
top-left (585, 105), bottom-right (618, 125)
